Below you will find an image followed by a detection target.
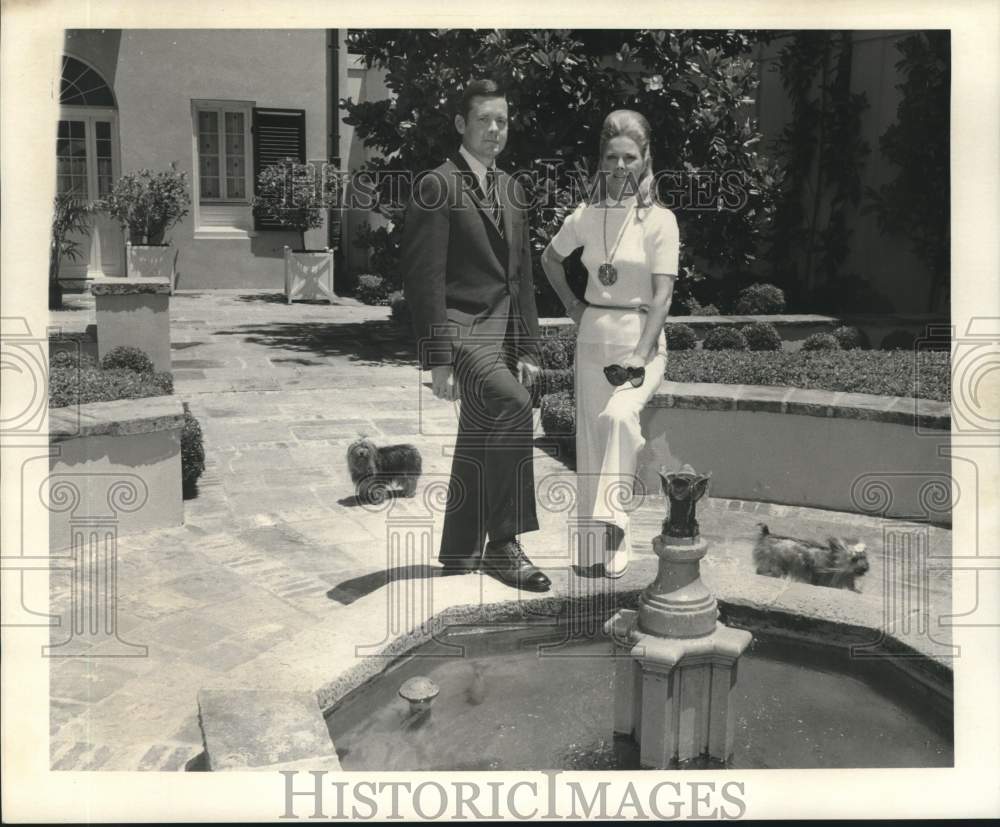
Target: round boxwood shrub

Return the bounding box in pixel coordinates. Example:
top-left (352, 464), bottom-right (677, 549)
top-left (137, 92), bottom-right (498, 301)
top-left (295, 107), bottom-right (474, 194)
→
top-left (100, 345), bottom-right (155, 374)
top-left (356, 273), bottom-right (390, 306)
top-left (539, 390), bottom-right (576, 455)
top-left (832, 325), bottom-right (869, 350)
top-left (388, 290), bottom-right (410, 327)
top-left (665, 323), bottom-right (697, 351)
top-left (702, 326), bottom-right (748, 351)
top-left (801, 332), bottom-right (841, 351)
top-left (734, 283), bottom-right (786, 315)
top-left (181, 402), bottom-right (206, 497)
top-left (540, 335), bottom-right (576, 369)
top-left (50, 350), bottom-right (96, 370)
top-left (881, 329), bottom-right (916, 351)
top-left (678, 296), bottom-right (720, 316)
top-left (740, 321), bottom-right (782, 351)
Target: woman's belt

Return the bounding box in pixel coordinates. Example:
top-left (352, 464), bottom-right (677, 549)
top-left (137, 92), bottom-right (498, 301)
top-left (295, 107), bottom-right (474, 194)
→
top-left (584, 302), bottom-right (650, 312)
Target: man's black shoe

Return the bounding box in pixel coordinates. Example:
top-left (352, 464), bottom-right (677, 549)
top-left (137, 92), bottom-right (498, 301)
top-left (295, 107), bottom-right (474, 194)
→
top-left (439, 554), bottom-right (482, 575)
top-left (481, 539), bottom-right (550, 592)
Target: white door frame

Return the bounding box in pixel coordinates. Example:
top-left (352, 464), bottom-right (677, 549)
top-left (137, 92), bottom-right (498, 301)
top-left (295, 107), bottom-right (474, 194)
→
top-left (57, 106), bottom-right (124, 278)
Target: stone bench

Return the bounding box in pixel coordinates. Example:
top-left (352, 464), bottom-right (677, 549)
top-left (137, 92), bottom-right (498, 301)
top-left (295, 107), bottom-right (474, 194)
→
top-left (48, 395), bottom-right (186, 550)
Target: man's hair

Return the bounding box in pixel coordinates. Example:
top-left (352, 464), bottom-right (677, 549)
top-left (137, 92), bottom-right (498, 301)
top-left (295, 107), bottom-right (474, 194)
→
top-left (459, 78), bottom-right (506, 119)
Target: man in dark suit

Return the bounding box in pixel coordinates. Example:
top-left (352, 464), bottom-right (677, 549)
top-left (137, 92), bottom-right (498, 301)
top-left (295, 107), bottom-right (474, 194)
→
top-left (401, 79), bottom-right (550, 592)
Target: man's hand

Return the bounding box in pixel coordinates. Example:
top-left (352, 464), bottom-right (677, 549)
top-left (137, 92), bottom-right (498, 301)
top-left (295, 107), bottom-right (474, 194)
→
top-left (430, 365), bottom-right (458, 401)
top-left (517, 355), bottom-right (542, 387)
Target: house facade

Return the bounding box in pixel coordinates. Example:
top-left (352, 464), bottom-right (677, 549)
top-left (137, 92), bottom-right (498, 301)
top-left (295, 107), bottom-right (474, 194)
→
top-left (60, 28), bottom-right (348, 290)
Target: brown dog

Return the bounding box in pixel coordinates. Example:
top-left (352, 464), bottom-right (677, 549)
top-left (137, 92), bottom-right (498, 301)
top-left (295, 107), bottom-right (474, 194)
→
top-left (753, 523), bottom-right (869, 591)
top-left (347, 438), bottom-right (422, 504)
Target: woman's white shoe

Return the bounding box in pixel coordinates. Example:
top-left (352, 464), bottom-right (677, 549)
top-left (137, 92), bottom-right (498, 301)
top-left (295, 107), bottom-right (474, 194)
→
top-left (603, 524), bottom-right (629, 579)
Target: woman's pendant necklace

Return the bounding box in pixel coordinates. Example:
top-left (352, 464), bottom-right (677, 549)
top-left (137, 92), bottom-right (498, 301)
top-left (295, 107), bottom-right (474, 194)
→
top-left (600, 198), bottom-right (634, 286)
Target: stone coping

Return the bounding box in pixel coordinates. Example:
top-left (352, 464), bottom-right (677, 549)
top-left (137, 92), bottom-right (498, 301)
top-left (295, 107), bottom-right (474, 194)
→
top-left (90, 277), bottom-right (172, 296)
top-left (540, 313), bottom-right (949, 330)
top-left (648, 381), bottom-right (951, 430)
top-left (202, 552), bottom-right (953, 740)
top-left (49, 395), bottom-right (185, 441)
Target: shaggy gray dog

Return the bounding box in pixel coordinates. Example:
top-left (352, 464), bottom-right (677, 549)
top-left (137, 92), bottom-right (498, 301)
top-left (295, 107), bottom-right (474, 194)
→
top-left (753, 523), bottom-right (869, 591)
top-left (347, 438), bottom-right (422, 503)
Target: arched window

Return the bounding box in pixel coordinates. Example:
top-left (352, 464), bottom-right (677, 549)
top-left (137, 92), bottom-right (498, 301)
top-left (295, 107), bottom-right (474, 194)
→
top-left (60, 56), bottom-right (115, 107)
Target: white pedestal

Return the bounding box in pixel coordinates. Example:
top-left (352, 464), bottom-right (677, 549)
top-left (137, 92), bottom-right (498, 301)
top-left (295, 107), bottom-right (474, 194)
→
top-left (90, 278), bottom-right (172, 373)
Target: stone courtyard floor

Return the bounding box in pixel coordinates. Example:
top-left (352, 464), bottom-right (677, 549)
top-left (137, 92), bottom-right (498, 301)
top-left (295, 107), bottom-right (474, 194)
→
top-left (45, 289), bottom-right (953, 770)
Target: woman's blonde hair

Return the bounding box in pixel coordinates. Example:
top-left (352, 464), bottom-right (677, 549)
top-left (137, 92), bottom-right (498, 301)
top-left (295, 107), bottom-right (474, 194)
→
top-left (590, 109), bottom-right (656, 209)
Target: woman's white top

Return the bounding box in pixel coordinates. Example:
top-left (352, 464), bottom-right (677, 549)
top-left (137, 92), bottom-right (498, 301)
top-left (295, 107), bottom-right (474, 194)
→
top-left (550, 195), bottom-right (680, 308)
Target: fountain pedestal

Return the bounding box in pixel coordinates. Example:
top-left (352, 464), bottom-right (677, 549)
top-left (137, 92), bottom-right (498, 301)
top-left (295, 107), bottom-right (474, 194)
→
top-left (603, 469), bottom-right (752, 769)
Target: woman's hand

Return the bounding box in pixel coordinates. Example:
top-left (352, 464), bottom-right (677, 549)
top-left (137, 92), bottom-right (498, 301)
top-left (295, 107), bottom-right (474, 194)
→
top-left (620, 352), bottom-right (648, 370)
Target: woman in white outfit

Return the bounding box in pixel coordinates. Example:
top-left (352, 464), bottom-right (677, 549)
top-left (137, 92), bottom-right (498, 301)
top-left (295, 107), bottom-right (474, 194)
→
top-left (541, 110), bottom-right (679, 578)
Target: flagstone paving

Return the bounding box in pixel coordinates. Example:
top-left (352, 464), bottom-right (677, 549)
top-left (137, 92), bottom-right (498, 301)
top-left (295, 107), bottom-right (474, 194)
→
top-left (45, 289), bottom-right (953, 770)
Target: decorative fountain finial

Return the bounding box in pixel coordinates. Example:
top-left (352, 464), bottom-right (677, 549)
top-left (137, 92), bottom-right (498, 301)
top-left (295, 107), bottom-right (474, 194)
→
top-left (603, 463), bottom-right (752, 769)
top-left (658, 464), bottom-right (711, 539)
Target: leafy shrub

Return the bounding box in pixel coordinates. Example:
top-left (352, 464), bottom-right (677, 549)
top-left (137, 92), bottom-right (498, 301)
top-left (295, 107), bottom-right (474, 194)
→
top-left (741, 321), bottom-right (782, 351)
top-left (665, 323), bottom-right (697, 351)
top-left (734, 283), bottom-right (786, 315)
top-left (49, 366), bottom-right (172, 408)
top-left (832, 325), bottom-right (869, 350)
top-left (881, 329), bottom-right (916, 351)
top-left (50, 350), bottom-right (96, 370)
top-left (356, 273), bottom-right (390, 306)
top-left (181, 402), bottom-right (206, 496)
top-left (100, 345), bottom-right (155, 375)
top-left (388, 290), bottom-right (411, 327)
top-left (526, 368), bottom-right (575, 406)
top-left (251, 158), bottom-right (336, 250)
top-left (702, 326), bottom-right (749, 351)
top-left (100, 164), bottom-right (190, 246)
top-left (677, 296), bottom-right (720, 316)
top-left (801, 332), bottom-right (841, 351)
top-left (540, 390), bottom-right (576, 458)
top-left (540, 335), bottom-right (576, 370)
top-left (665, 350), bottom-right (949, 401)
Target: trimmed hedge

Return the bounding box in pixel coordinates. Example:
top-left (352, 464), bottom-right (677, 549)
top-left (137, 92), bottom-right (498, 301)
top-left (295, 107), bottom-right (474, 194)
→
top-left (665, 350), bottom-right (950, 401)
top-left (881, 329), bottom-right (917, 351)
top-left (49, 365), bottom-right (174, 408)
top-left (801, 332), bottom-right (841, 351)
top-left (101, 345), bottom-right (155, 374)
top-left (181, 401), bottom-right (206, 495)
top-left (356, 273), bottom-right (390, 306)
top-left (741, 321), bottom-right (782, 351)
top-left (527, 368), bottom-right (574, 405)
top-left (540, 335), bottom-right (576, 369)
top-left (665, 323), bottom-right (697, 351)
top-left (832, 325), bottom-right (869, 351)
top-left (540, 390), bottom-right (576, 457)
top-left (703, 326), bottom-right (749, 351)
top-left (48, 346), bottom-right (204, 496)
top-left (734, 283), bottom-right (786, 315)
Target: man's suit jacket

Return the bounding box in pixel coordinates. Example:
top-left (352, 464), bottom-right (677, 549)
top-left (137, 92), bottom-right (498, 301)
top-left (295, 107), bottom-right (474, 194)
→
top-left (401, 153), bottom-right (541, 371)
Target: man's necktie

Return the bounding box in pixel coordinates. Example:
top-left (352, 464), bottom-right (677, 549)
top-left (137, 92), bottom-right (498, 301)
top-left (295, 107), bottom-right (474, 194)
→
top-left (485, 167), bottom-right (504, 238)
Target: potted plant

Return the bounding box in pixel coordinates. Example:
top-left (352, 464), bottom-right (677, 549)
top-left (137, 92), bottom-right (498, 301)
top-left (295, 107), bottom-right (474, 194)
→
top-left (49, 194), bottom-right (93, 309)
top-left (100, 163), bottom-right (190, 285)
top-left (252, 158), bottom-right (337, 304)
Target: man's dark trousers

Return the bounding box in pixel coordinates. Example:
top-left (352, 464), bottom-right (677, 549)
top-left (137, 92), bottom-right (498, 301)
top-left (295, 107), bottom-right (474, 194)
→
top-left (439, 319), bottom-right (539, 566)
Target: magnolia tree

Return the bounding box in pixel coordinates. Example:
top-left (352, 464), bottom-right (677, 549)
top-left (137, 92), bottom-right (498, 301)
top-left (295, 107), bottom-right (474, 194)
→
top-left (342, 29), bottom-right (780, 315)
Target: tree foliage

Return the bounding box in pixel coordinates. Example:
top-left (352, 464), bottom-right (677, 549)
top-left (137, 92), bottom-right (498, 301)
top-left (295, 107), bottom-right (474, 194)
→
top-left (342, 29), bottom-right (780, 314)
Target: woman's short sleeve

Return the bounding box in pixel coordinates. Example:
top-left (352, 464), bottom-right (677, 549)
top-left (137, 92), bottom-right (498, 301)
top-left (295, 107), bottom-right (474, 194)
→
top-left (647, 207), bottom-right (680, 276)
top-left (549, 203), bottom-right (586, 258)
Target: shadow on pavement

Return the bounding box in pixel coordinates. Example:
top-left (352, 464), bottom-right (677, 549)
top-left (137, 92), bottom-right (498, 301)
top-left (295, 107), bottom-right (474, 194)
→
top-left (327, 564), bottom-right (449, 605)
top-left (213, 320), bottom-right (418, 366)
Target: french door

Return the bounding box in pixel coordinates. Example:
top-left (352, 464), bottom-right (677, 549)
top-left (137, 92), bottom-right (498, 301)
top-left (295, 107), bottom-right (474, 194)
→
top-left (56, 107), bottom-right (124, 279)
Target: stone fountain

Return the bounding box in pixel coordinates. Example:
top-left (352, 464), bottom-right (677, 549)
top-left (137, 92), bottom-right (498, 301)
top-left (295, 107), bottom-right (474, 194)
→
top-left (603, 465), bottom-right (752, 769)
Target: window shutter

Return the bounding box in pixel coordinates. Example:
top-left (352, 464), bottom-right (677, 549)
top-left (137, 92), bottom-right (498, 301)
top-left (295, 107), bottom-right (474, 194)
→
top-left (252, 108), bottom-right (306, 230)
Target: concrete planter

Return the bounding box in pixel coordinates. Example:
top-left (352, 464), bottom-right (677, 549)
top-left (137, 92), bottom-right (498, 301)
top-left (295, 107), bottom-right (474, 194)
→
top-left (90, 278), bottom-right (172, 372)
top-left (126, 242), bottom-right (177, 292)
top-left (635, 383), bottom-right (952, 525)
top-left (47, 396), bottom-right (186, 552)
top-left (284, 246), bottom-right (336, 304)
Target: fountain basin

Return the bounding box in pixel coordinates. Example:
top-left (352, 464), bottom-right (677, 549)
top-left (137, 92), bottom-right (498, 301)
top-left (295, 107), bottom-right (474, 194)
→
top-left (326, 620), bottom-right (952, 771)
